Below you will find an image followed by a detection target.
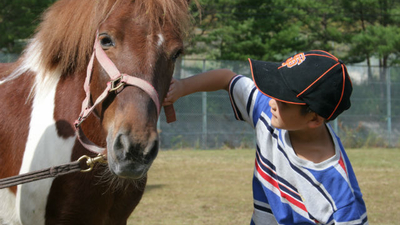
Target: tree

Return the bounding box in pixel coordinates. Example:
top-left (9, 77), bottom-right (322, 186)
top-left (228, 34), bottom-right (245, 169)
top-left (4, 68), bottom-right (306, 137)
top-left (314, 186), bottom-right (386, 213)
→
top-left (187, 0), bottom-right (308, 61)
top-left (341, 0), bottom-right (400, 82)
top-left (0, 0), bottom-right (55, 54)
top-left (187, 0), bottom-right (400, 67)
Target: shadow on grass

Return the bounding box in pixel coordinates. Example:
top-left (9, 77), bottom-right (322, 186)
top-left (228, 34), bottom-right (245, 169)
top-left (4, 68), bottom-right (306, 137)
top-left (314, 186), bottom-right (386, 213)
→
top-left (144, 184), bottom-right (166, 193)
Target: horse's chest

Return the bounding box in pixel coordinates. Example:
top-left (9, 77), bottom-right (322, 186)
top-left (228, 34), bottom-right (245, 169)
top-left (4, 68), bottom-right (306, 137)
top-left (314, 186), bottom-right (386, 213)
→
top-left (17, 78), bottom-right (76, 224)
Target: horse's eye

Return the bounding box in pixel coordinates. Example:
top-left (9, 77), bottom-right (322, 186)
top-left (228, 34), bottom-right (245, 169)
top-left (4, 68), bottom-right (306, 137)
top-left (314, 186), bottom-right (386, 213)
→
top-left (99, 34), bottom-right (115, 49)
top-left (172, 49), bottom-right (182, 62)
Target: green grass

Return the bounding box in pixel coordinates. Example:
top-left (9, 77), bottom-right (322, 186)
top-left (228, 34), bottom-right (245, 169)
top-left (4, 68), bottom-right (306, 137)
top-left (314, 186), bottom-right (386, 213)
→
top-left (346, 148), bottom-right (400, 225)
top-left (128, 148), bottom-right (400, 225)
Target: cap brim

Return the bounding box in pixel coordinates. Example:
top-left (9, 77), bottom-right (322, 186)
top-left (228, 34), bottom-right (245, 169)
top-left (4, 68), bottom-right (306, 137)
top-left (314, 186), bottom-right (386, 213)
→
top-left (248, 58), bottom-right (305, 105)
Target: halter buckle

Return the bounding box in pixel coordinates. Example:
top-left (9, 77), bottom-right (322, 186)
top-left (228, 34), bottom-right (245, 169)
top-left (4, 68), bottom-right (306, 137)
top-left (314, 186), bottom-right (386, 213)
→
top-left (110, 75), bottom-right (125, 92)
top-left (75, 117), bottom-right (84, 128)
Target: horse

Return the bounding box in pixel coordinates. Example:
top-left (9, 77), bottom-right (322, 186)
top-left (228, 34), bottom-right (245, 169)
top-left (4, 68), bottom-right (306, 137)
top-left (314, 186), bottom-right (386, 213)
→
top-left (0, 0), bottom-right (192, 224)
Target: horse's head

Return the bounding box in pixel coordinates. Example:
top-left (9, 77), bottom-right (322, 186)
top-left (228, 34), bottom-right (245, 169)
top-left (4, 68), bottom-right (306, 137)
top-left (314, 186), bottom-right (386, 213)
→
top-left (84, 0), bottom-right (190, 179)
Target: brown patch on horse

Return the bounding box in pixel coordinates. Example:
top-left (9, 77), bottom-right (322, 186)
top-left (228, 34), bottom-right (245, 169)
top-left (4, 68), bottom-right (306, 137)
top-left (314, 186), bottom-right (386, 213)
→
top-left (34, 0), bottom-right (191, 76)
top-left (53, 74), bottom-right (85, 139)
top-left (51, 69), bottom-right (145, 223)
top-left (0, 63), bottom-right (35, 194)
top-left (53, 72), bottom-right (107, 146)
top-left (17, 0), bottom-right (196, 222)
top-left (45, 142), bottom-right (146, 224)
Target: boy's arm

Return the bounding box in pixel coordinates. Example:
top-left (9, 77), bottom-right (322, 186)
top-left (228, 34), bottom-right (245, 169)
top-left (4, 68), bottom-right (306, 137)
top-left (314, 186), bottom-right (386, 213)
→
top-left (163, 69), bottom-right (236, 106)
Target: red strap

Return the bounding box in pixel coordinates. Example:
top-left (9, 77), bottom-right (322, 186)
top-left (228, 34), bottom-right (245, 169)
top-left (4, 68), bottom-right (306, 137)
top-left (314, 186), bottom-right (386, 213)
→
top-left (164, 105), bottom-right (176, 123)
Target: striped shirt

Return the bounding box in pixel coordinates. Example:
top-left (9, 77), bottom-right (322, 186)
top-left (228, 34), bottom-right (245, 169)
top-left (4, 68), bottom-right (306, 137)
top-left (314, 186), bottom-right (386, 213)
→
top-left (228, 75), bottom-right (368, 225)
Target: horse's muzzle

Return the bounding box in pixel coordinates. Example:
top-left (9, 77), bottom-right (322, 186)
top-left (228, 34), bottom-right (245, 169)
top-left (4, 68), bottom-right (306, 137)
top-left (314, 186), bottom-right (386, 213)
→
top-left (107, 131), bottom-right (159, 179)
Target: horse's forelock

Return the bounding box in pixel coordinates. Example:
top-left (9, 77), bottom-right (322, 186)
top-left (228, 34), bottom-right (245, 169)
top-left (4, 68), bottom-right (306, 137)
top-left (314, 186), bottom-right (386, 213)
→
top-left (33, 0), bottom-right (116, 76)
top-left (139, 0), bottom-right (191, 36)
top-left (29, 0), bottom-right (192, 77)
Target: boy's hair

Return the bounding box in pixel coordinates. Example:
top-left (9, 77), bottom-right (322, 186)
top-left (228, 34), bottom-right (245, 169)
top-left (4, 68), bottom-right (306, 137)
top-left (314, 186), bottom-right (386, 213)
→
top-left (300, 105), bottom-right (312, 116)
top-left (300, 105), bottom-right (332, 122)
top-left (248, 50), bottom-right (352, 121)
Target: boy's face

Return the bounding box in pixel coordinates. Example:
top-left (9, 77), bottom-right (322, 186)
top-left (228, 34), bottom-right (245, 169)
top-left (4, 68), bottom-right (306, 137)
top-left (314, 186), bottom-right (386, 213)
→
top-left (269, 99), bottom-right (313, 130)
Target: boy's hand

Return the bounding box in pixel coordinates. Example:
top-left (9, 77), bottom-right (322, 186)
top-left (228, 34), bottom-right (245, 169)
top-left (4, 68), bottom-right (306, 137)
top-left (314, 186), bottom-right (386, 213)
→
top-left (162, 69), bottom-right (235, 106)
top-left (162, 78), bottom-right (183, 106)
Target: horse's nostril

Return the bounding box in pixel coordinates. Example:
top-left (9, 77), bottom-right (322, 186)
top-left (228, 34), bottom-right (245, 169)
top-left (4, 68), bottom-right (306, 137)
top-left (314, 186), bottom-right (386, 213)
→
top-left (107, 132), bottom-right (159, 179)
top-left (114, 133), bottom-right (130, 153)
top-left (112, 132), bottom-right (158, 163)
top-left (144, 139), bottom-right (159, 163)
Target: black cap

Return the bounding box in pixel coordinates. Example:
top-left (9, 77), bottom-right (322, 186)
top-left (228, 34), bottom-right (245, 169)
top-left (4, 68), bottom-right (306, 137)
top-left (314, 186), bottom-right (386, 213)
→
top-left (249, 50), bottom-right (352, 120)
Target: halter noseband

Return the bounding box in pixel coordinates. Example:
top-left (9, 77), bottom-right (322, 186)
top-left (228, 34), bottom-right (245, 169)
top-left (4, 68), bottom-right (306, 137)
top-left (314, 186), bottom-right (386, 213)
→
top-left (74, 33), bottom-right (175, 153)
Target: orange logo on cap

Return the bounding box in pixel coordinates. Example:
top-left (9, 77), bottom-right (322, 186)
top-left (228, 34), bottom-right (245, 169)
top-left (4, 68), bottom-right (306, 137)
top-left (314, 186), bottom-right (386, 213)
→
top-left (280, 53), bottom-right (306, 68)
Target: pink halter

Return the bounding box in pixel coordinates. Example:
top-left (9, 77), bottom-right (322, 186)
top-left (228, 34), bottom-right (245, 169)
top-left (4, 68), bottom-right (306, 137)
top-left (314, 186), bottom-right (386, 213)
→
top-left (74, 33), bottom-right (176, 153)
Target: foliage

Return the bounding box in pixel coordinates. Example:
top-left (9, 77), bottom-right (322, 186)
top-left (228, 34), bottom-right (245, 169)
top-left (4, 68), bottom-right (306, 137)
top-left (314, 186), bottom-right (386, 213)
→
top-left (188, 0), bottom-right (309, 61)
top-left (1, 0), bottom-right (399, 65)
top-left (341, 0), bottom-right (400, 83)
top-left (0, 0), bottom-right (55, 53)
top-left (339, 121), bottom-right (389, 148)
top-left (187, 0), bottom-right (400, 67)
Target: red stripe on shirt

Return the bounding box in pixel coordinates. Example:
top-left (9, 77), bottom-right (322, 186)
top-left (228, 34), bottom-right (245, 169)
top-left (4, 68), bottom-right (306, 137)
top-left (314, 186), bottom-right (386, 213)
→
top-left (255, 159), bottom-right (308, 212)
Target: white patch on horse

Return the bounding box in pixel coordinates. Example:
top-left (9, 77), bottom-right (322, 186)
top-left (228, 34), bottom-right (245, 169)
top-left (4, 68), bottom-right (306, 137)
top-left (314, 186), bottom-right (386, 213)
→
top-left (15, 40), bottom-right (75, 225)
top-left (157, 33), bottom-right (164, 48)
top-left (0, 189), bottom-right (19, 225)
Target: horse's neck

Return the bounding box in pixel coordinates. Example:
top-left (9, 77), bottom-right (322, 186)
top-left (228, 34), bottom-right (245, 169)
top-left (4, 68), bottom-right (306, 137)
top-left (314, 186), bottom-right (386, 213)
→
top-left (0, 62), bottom-right (18, 80)
top-left (53, 71), bottom-right (86, 123)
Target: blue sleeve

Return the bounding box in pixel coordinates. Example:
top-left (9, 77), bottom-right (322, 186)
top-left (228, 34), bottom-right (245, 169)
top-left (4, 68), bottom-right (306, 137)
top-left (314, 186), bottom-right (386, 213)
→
top-left (228, 75), bottom-right (272, 128)
top-left (333, 202), bottom-right (368, 224)
top-left (334, 146), bottom-right (368, 224)
top-left (252, 91), bottom-right (272, 127)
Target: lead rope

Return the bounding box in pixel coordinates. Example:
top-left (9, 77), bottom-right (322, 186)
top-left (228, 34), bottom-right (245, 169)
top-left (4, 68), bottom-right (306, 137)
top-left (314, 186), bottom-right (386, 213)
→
top-left (0, 154), bottom-right (107, 189)
top-left (0, 33), bottom-right (178, 189)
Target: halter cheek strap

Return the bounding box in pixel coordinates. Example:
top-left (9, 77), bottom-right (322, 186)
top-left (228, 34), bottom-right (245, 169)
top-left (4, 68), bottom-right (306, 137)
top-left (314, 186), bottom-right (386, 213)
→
top-left (75, 34), bottom-right (176, 153)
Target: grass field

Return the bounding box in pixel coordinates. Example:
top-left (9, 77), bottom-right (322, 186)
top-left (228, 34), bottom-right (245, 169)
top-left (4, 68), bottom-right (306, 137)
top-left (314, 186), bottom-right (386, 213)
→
top-left (128, 148), bottom-right (400, 225)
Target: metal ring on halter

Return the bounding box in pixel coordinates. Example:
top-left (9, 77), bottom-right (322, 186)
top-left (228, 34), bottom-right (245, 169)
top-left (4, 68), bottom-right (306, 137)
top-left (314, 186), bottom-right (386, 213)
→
top-left (110, 75), bottom-right (125, 92)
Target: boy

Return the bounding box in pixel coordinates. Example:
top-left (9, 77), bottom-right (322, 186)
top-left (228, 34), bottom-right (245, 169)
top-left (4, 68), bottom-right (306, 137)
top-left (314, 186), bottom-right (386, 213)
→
top-left (163, 50), bottom-right (368, 224)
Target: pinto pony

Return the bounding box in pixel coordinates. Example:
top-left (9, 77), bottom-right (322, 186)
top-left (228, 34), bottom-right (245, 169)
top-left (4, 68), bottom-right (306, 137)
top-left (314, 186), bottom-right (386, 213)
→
top-left (0, 0), bottom-right (191, 224)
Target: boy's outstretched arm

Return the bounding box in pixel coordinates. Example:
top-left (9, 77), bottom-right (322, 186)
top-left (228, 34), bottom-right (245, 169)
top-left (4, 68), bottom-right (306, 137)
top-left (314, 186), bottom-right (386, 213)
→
top-left (163, 69), bottom-right (236, 106)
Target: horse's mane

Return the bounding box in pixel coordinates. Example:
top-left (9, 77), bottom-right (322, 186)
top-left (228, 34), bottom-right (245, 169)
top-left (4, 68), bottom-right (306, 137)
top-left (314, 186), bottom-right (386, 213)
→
top-left (29, 0), bottom-right (191, 76)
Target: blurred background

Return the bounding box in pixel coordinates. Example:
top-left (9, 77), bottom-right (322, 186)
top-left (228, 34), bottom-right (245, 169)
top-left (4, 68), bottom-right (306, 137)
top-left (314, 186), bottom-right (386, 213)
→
top-left (1, 0), bottom-right (400, 148)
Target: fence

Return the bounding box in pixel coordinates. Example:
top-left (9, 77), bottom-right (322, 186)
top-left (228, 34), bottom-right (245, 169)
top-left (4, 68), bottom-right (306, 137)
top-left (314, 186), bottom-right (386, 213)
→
top-left (1, 55), bottom-right (399, 149)
top-left (158, 59), bottom-right (400, 149)
top-left (0, 53), bottom-right (19, 63)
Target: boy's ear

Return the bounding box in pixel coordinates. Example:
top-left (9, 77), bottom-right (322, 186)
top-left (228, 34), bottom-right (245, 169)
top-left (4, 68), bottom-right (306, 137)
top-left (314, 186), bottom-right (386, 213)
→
top-left (307, 112), bottom-right (325, 128)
